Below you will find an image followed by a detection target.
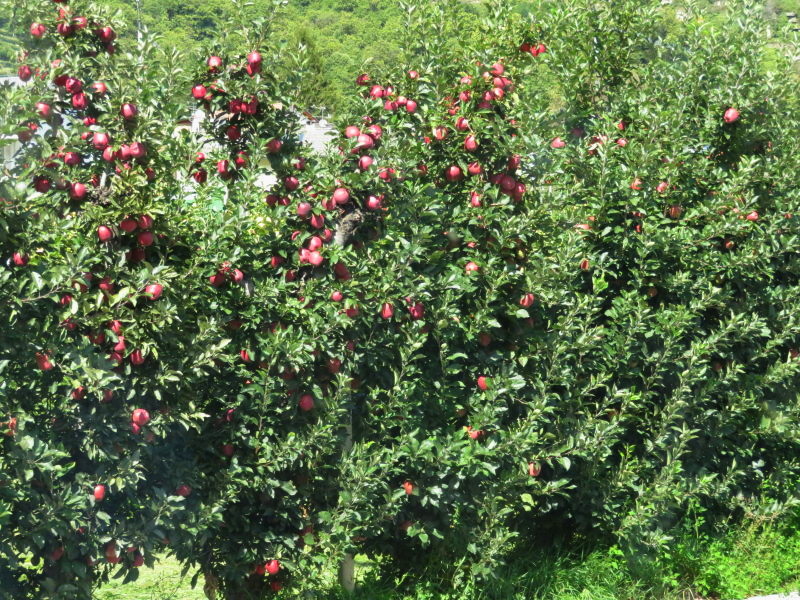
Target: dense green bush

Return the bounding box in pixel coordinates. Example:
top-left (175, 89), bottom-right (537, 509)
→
top-left (1, 0), bottom-right (799, 599)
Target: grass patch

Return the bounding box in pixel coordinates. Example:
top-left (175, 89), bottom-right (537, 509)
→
top-left (94, 558), bottom-right (204, 600)
top-left (94, 511), bottom-right (800, 599)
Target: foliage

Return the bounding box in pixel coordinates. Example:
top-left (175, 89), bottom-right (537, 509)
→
top-left (1, 0), bottom-right (800, 599)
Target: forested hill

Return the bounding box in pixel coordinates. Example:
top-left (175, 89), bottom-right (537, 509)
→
top-left (0, 1), bottom-right (543, 110)
top-left (1, 0), bottom-right (798, 110)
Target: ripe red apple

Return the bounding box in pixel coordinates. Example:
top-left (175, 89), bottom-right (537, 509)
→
top-left (464, 135), bottom-right (479, 152)
top-left (207, 55), bottom-right (223, 71)
top-left (297, 202), bottom-right (312, 217)
top-left (355, 133), bottom-right (375, 151)
top-left (406, 99), bottom-right (418, 113)
top-left (380, 302), bottom-right (394, 319)
top-left (366, 195), bottom-right (382, 210)
top-left (92, 81), bottom-right (108, 95)
top-left (64, 152), bottom-right (81, 166)
top-left (128, 142), bottom-right (146, 159)
top-left (745, 210), bottom-right (759, 221)
top-left (519, 293), bottom-right (535, 308)
top-left (92, 132), bottom-right (110, 150)
top-left (226, 125), bottom-right (241, 141)
top-left (93, 484), bottom-right (106, 501)
top-left (656, 181), bottom-right (669, 193)
top-left (247, 51), bottom-right (262, 67)
top-left (333, 262), bottom-right (352, 281)
top-left (13, 252), bottom-right (29, 266)
top-left (18, 65), bottom-right (33, 81)
top-left (528, 461), bottom-right (542, 477)
top-left (35, 102), bottom-right (51, 118)
top-left (132, 408), bottom-right (150, 426)
top-left (175, 484), bottom-right (192, 497)
top-left (30, 22), bottom-right (47, 38)
top-left (468, 427), bottom-right (485, 440)
top-left (455, 117), bottom-right (470, 131)
top-left (192, 84), bottom-right (207, 99)
top-left (445, 165), bottom-right (463, 182)
top-left (137, 214), bottom-right (154, 230)
top-left (408, 302), bottom-right (425, 320)
top-left (240, 349), bottom-right (252, 363)
top-left (331, 291), bottom-right (344, 302)
top-left (308, 251), bottom-right (324, 266)
top-left (265, 559), bottom-right (280, 575)
top-left (97, 225), bottom-right (114, 242)
top-left (121, 103), bottom-right (138, 119)
top-left (465, 261), bottom-right (479, 273)
top-left (579, 258), bottom-right (590, 270)
top-left (630, 177), bottom-right (642, 191)
top-left (96, 26), bottom-right (116, 43)
top-left (723, 107), bottom-right (740, 123)
top-left (69, 182), bottom-right (87, 199)
top-left (402, 480), bottom-right (415, 495)
top-left (299, 394), bottom-right (315, 412)
top-left (71, 92), bottom-right (88, 110)
top-left (144, 283), bottom-right (162, 300)
top-left (221, 443), bottom-right (234, 457)
top-left (120, 217), bottom-right (137, 232)
top-left (478, 332), bottom-right (491, 347)
top-left (667, 204), bottom-right (683, 219)
top-left (476, 376), bottom-right (489, 391)
top-left (130, 349), bottom-right (145, 366)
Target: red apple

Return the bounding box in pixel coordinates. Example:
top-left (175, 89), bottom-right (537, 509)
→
top-left (97, 225), bottom-right (114, 242)
top-left (528, 461), bottom-right (542, 477)
top-left (192, 84), bottom-right (207, 99)
top-left (477, 376), bottom-right (489, 391)
top-left (402, 480), bottom-right (414, 495)
top-left (30, 22), bottom-right (46, 38)
top-left (445, 165), bottom-right (463, 182)
top-left (92, 132), bottom-right (110, 150)
top-left (120, 103), bottom-right (138, 119)
top-left (723, 107), bottom-right (740, 123)
top-left (265, 559), bottom-right (280, 575)
top-left (18, 65), bottom-right (33, 81)
top-left (465, 261), bottom-right (479, 273)
top-left (119, 217), bottom-right (137, 232)
top-left (519, 293), bottom-right (535, 308)
top-left (144, 283), bottom-right (162, 300)
top-left (131, 408), bottom-right (150, 426)
top-left (299, 394), bottom-right (314, 412)
top-left (93, 484), bottom-right (106, 501)
top-left (207, 55), bottom-right (223, 71)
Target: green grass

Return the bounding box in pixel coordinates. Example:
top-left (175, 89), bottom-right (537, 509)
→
top-left (94, 558), bottom-right (205, 600)
top-left (94, 510), bottom-right (800, 600)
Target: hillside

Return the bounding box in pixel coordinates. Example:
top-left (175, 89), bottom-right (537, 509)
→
top-left (1, 0), bottom-right (798, 109)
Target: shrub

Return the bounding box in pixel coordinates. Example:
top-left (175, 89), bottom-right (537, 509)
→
top-left (1, 0), bottom-right (800, 598)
